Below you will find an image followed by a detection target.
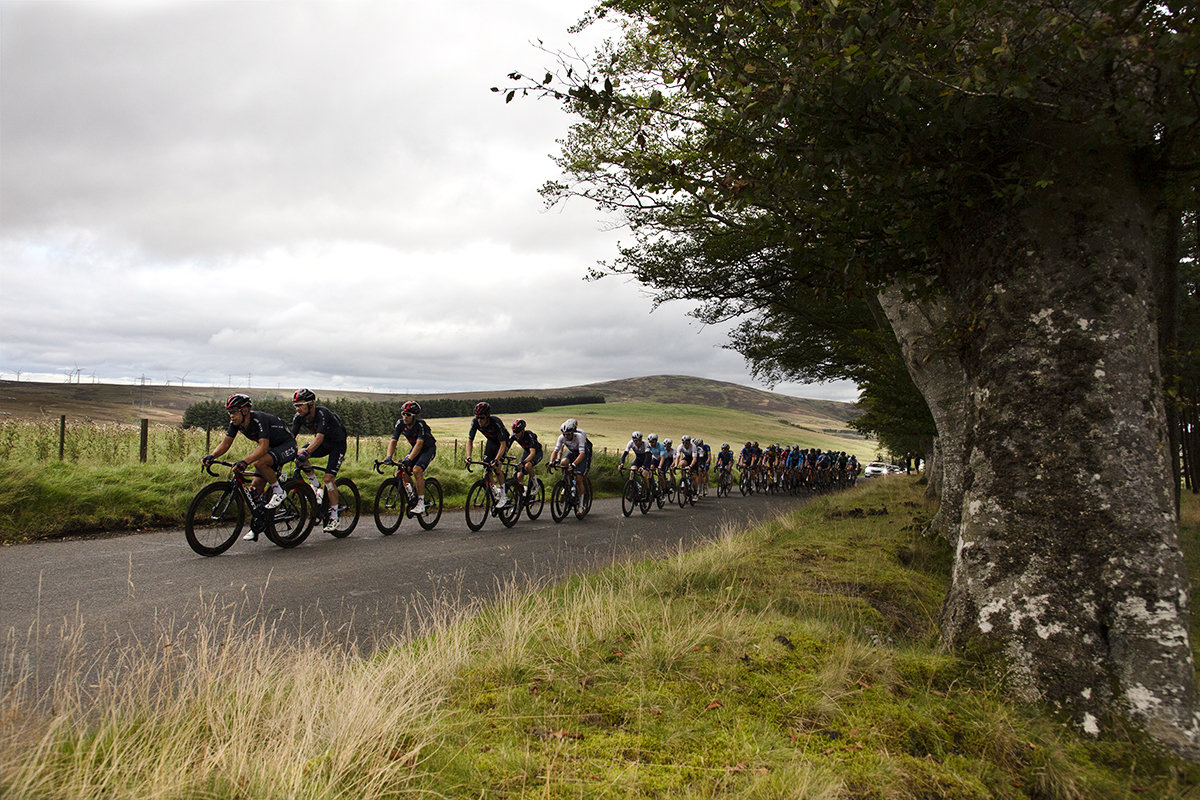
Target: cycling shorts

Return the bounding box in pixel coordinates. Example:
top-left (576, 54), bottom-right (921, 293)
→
top-left (631, 452), bottom-right (649, 469)
top-left (266, 442), bottom-right (298, 471)
top-left (304, 439), bottom-right (346, 475)
top-left (409, 445), bottom-right (436, 471)
top-left (521, 449), bottom-right (543, 467)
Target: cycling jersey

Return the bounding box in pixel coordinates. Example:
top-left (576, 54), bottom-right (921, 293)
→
top-left (555, 430), bottom-right (588, 455)
top-left (677, 442), bottom-right (698, 464)
top-left (392, 417), bottom-right (436, 449)
top-left (468, 415), bottom-right (507, 445)
top-left (290, 406), bottom-right (347, 444)
top-left (698, 444), bottom-right (711, 465)
top-left (660, 446), bottom-right (676, 469)
top-left (227, 411), bottom-right (294, 448)
top-left (508, 429), bottom-right (542, 454)
top-left (716, 450), bottom-right (734, 468)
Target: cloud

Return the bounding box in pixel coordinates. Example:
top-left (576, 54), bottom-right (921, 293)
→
top-left (0, 0), bottom-right (860, 405)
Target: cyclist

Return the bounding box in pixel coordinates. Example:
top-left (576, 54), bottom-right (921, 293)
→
top-left (738, 441), bottom-right (754, 474)
top-left (676, 435), bottom-right (699, 494)
top-left (550, 418), bottom-right (590, 474)
top-left (695, 438), bottom-right (712, 492)
top-left (508, 418), bottom-right (543, 497)
top-left (715, 442), bottom-right (734, 487)
top-left (646, 434), bottom-right (665, 492)
top-left (619, 431), bottom-right (652, 493)
top-left (202, 393), bottom-right (298, 540)
top-left (290, 388), bottom-right (348, 532)
top-left (659, 437), bottom-right (676, 486)
top-left (464, 402), bottom-right (510, 509)
top-left (384, 400), bottom-right (436, 515)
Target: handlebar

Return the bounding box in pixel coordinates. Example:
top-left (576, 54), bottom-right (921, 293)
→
top-left (200, 459), bottom-right (257, 479)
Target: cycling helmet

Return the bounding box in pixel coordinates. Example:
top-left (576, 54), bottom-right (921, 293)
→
top-left (681, 435), bottom-right (691, 444)
top-left (647, 433), bottom-right (658, 443)
top-left (632, 431), bottom-right (642, 440)
top-left (225, 393), bottom-right (252, 411)
top-left (722, 443), bottom-right (730, 450)
top-left (745, 441), bottom-right (751, 447)
top-left (512, 418), bottom-right (526, 434)
top-left (475, 401), bottom-right (491, 417)
top-left (664, 438), bottom-right (673, 447)
top-left (401, 400), bottom-right (421, 416)
top-left (695, 438), bottom-right (704, 446)
top-left (292, 388), bottom-right (316, 404)
top-left (561, 419), bottom-right (578, 435)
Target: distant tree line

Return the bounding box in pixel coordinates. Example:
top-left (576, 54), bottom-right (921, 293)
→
top-left (182, 394), bottom-right (605, 436)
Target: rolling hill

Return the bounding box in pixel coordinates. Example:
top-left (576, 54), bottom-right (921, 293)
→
top-left (0, 374), bottom-right (859, 431)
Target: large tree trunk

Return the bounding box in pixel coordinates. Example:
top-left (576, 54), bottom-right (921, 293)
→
top-left (877, 287), bottom-right (968, 544)
top-left (895, 127), bottom-right (1199, 759)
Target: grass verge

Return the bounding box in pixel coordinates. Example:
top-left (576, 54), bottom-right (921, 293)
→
top-left (3, 481), bottom-right (1198, 798)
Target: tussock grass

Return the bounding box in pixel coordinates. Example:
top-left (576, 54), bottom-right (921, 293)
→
top-left (4, 483), bottom-right (1198, 798)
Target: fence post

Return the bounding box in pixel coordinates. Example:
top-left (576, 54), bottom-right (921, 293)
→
top-left (356, 436), bottom-right (360, 461)
top-left (59, 415), bottom-right (66, 461)
top-left (205, 428), bottom-right (211, 452)
top-left (139, 419), bottom-right (149, 463)
top-left (453, 439), bottom-right (458, 462)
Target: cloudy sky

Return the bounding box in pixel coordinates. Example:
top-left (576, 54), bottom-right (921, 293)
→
top-left (0, 0), bottom-right (858, 403)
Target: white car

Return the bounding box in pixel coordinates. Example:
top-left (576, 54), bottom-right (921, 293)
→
top-left (863, 461), bottom-right (892, 477)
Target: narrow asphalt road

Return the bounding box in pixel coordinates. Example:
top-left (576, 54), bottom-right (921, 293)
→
top-left (2, 490), bottom-right (810, 684)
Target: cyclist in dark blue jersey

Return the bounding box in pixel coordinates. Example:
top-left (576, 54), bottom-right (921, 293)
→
top-left (508, 418), bottom-right (543, 497)
top-left (290, 388), bottom-right (348, 532)
top-left (202, 394), bottom-right (298, 538)
top-left (464, 402), bottom-right (510, 509)
top-left (384, 400), bottom-right (437, 515)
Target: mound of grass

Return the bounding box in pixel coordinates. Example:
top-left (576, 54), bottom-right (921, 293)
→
top-left (5, 480), bottom-right (1197, 798)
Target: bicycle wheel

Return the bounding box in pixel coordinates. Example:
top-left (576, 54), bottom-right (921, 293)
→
top-left (653, 477), bottom-right (665, 509)
top-left (465, 480), bottom-right (491, 531)
top-left (415, 478), bottom-right (443, 530)
top-left (524, 479), bottom-right (545, 520)
top-left (324, 477), bottom-right (360, 537)
top-left (576, 475), bottom-right (593, 519)
top-left (677, 476), bottom-right (689, 507)
top-left (621, 480), bottom-right (638, 517)
top-left (550, 480), bottom-right (569, 523)
top-left (499, 483), bottom-right (521, 528)
top-left (638, 479), bottom-right (652, 514)
top-left (266, 479), bottom-right (315, 548)
top-left (664, 475), bottom-right (676, 504)
top-left (185, 482), bottom-right (245, 557)
top-left (374, 477), bottom-right (406, 535)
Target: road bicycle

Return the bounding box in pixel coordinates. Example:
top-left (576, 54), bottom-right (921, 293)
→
top-left (716, 464), bottom-right (733, 498)
top-left (658, 467), bottom-right (676, 504)
top-left (548, 463), bottom-right (592, 523)
top-left (185, 460), bottom-right (316, 557)
top-left (505, 464), bottom-right (545, 521)
top-left (287, 463), bottom-right (360, 537)
top-left (373, 459), bottom-right (443, 533)
top-left (739, 464), bottom-right (756, 496)
top-left (620, 466), bottom-right (653, 517)
top-left (465, 457), bottom-right (520, 531)
top-left (676, 467), bottom-right (699, 507)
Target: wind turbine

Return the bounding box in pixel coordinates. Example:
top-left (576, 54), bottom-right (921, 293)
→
top-left (175, 371), bottom-right (190, 388)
